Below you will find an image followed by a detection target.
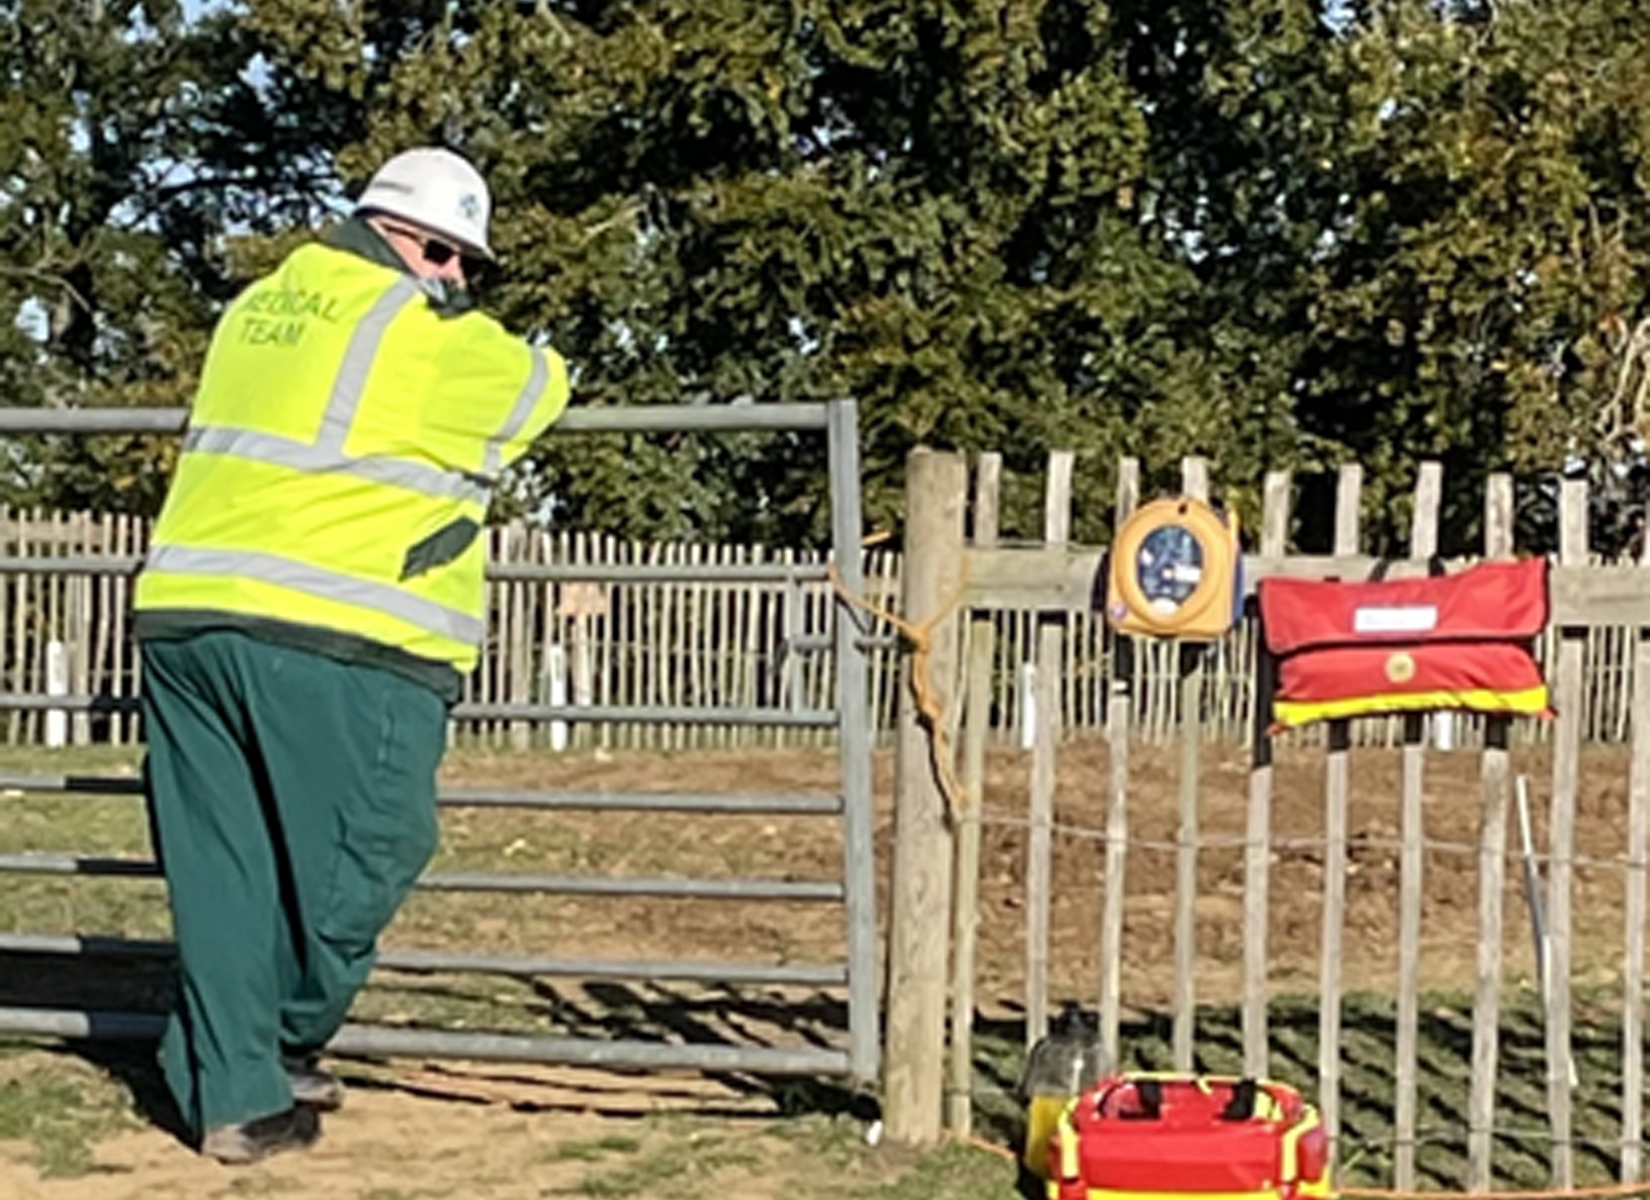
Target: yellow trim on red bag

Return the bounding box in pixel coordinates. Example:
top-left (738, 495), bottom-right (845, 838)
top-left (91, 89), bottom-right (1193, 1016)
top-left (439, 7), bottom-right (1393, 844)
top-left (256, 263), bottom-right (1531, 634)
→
top-left (1069, 1190), bottom-right (1281, 1200)
top-left (1278, 1108), bottom-right (1325, 1184)
top-left (1272, 686), bottom-right (1550, 729)
top-left (1057, 1097), bottom-right (1081, 1181)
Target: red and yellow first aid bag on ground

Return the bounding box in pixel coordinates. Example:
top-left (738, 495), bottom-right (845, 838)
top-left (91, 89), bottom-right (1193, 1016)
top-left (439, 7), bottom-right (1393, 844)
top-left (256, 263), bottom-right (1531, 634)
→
top-left (1257, 557), bottom-right (1551, 730)
top-left (1045, 1073), bottom-right (1331, 1200)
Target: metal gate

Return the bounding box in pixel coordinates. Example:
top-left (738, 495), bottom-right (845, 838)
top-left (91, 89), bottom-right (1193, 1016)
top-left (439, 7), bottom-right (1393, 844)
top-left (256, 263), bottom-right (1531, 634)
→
top-left (0, 401), bottom-right (879, 1083)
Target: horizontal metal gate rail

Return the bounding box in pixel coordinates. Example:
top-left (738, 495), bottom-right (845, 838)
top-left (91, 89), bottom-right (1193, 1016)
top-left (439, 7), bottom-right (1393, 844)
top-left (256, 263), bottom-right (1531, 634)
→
top-left (0, 692), bottom-right (843, 727)
top-left (0, 773), bottom-right (846, 815)
top-left (0, 851), bottom-right (847, 901)
top-left (0, 405), bottom-right (838, 435)
top-left (0, 400), bottom-right (878, 1082)
top-left (0, 1008), bottom-right (850, 1075)
top-left (0, 556), bottom-right (835, 583)
top-left (0, 934), bottom-right (848, 988)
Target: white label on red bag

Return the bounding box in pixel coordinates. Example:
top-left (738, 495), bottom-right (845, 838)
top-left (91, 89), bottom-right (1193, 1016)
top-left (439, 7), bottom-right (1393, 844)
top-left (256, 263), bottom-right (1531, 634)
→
top-left (1353, 605), bottom-right (1439, 634)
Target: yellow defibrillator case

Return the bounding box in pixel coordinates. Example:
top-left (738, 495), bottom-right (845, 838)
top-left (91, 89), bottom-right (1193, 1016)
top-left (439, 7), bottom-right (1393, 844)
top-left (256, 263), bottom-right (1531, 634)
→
top-left (1103, 496), bottom-right (1242, 641)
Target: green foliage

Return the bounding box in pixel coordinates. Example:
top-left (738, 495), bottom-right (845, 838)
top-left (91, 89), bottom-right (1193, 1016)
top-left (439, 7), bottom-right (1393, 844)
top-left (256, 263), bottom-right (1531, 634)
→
top-left (1294, 2), bottom-right (1650, 552)
top-left (6, 2), bottom-right (1650, 551)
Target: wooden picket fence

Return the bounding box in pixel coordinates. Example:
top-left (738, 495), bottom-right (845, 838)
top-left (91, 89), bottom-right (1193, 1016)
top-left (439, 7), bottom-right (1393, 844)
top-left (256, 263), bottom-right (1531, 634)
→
top-left (0, 509), bottom-right (910, 749)
top-left (0, 504), bottom-right (1647, 752)
top-left (878, 449), bottom-right (1650, 1191)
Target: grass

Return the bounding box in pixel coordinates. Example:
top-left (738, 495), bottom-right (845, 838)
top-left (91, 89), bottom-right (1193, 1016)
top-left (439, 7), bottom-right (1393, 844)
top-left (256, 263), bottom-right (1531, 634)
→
top-left (0, 1039), bottom-right (1018, 1197)
top-left (224, 1175), bottom-right (305, 1196)
top-left (764, 1114), bottom-right (1017, 1200)
top-left (536, 1114), bottom-right (1014, 1200)
top-left (542, 1133), bottom-right (645, 1162)
top-left (0, 994), bottom-right (1637, 1194)
top-left (2, 993), bottom-right (1631, 1193)
top-left (0, 1044), bottom-right (144, 1177)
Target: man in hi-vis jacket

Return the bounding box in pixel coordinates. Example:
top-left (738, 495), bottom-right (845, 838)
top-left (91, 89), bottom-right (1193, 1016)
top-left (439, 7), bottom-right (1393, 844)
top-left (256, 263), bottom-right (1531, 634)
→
top-left (134, 147), bottom-right (570, 1163)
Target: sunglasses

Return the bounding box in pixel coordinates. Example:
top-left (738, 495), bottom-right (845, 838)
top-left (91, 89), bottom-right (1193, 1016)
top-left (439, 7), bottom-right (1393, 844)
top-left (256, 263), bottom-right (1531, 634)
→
top-left (380, 223), bottom-right (470, 269)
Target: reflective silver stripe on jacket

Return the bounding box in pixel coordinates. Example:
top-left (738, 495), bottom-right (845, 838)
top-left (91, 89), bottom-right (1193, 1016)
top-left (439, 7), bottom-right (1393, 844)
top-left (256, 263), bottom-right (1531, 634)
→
top-left (182, 275), bottom-right (493, 502)
top-left (145, 546), bottom-right (485, 645)
top-left (183, 426), bottom-right (490, 507)
top-left (153, 270), bottom-right (522, 646)
top-left (481, 347), bottom-right (551, 478)
top-left (317, 276), bottom-right (422, 450)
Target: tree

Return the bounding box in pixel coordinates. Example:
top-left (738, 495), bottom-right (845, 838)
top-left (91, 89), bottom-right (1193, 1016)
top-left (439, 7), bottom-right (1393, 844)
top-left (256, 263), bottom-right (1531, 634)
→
top-left (1293, 2), bottom-right (1650, 553)
top-left (116, 0), bottom-right (1222, 543)
top-left (12, 0), bottom-right (1650, 555)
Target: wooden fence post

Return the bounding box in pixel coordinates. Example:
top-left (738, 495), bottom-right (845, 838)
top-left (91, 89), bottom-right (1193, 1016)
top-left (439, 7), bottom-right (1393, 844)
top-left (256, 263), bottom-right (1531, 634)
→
top-left (884, 447), bottom-right (967, 1147)
top-left (1173, 456), bottom-right (1209, 1071)
top-left (1319, 462), bottom-right (1363, 1162)
top-left (1099, 458), bottom-right (1140, 1068)
top-left (1621, 503), bottom-right (1650, 1184)
top-left (69, 510), bottom-right (91, 745)
top-left (1394, 460), bottom-right (1442, 1190)
top-left (1027, 450), bottom-right (1074, 1047)
top-left (1547, 479), bottom-right (1587, 1188)
top-left (947, 452), bottom-right (1000, 1134)
top-left (1468, 473), bottom-right (1515, 1189)
top-left (1242, 469), bottom-right (1291, 1077)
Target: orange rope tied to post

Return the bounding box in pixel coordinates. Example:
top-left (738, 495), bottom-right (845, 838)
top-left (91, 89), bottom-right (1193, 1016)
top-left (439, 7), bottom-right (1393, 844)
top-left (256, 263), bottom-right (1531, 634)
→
top-left (827, 558), bottom-right (970, 827)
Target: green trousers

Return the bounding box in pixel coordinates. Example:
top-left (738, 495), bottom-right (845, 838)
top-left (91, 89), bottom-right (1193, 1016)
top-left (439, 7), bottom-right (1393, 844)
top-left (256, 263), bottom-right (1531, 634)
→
top-left (141, 631), bottom-right (446, 1132)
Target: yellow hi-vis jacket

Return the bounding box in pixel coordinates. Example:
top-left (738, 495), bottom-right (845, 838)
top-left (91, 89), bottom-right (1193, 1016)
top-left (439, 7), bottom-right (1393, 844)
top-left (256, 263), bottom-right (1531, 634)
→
top-left (134, 235), bottom-right (569, 682)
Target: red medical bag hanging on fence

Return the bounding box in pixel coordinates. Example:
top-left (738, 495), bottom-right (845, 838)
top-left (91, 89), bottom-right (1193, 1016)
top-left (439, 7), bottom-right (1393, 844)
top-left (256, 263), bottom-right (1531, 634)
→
top-left (1257, 557), bottom-right (1552, 730)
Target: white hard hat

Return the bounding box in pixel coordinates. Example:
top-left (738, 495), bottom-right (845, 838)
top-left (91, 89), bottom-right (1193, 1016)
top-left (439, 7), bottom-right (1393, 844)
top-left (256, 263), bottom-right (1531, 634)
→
top-left (353, 147), bottom-right (494, 260)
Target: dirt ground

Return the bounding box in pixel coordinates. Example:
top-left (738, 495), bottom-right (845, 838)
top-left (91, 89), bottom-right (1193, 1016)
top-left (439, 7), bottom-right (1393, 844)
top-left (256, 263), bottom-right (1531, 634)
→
top-left (0, 735), bottom-right (1637, 1197)
top-left (402, 737), bottom-right (1632, 1012)
top-left (0, 1052), bottom-right (950, 1200)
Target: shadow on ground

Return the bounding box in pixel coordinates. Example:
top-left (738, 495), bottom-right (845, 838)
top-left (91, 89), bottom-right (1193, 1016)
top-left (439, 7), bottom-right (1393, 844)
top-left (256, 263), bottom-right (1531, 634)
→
top-left (2, 951), bottom-right (1635, 1190)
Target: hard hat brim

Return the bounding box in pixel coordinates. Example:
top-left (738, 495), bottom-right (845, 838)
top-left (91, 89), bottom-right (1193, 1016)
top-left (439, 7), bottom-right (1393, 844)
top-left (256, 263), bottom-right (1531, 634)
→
top-left (356, 205), bottom-right (495, 262)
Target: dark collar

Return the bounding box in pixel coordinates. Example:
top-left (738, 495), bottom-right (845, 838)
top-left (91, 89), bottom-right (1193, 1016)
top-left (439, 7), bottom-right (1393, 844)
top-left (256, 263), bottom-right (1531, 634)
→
top-left (320, 216), bottom-right (475, 316)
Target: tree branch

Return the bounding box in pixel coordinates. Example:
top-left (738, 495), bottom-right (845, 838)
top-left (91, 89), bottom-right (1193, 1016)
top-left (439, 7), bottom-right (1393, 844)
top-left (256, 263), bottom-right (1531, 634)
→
top-left (0, 266), bottom-right (92, 315)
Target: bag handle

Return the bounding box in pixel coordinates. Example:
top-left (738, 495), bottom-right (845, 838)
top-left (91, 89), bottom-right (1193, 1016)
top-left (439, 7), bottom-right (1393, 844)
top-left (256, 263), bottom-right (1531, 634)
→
top-left (1368, 554), bottom-right (1446, 582)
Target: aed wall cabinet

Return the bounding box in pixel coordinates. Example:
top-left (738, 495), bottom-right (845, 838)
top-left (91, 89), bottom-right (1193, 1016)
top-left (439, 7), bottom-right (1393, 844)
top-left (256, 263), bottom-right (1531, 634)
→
top-left (1103, 497), bottom-right (1242, 641)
